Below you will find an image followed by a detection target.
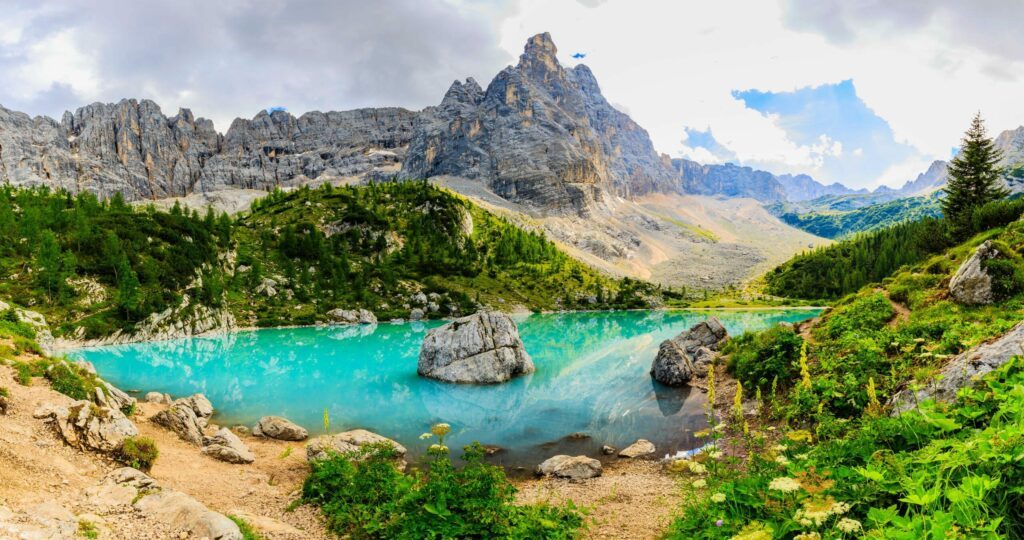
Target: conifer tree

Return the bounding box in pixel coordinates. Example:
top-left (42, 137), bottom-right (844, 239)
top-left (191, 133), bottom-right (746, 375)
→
top-left (943, 112), bottom-right (1008, 228)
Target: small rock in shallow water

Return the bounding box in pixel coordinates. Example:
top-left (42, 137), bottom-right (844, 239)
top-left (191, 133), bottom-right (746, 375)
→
top-left (601, 445), bottom-right (616, 455)
top-left (619, 439), bottom-right (656, 458)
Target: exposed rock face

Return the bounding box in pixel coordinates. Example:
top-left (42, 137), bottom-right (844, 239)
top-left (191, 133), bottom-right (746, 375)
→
top-left (890, 321), bottom-right (1024, 412)
top-left (202, 428), bottom-right (255, 464)
top-left (651, 317), bottom-right (728, 386)
top-left (0, 100), bottom-right (417, 201)
top-left (674, 159), bottom-right (787, 202)
top-left (252, 416), bottom-right (308, 441)
top-left (93, 380), bottom-right (136, 412)
top-left (618, 439), bottom-right (656, 458)
top-left (950, 241), bottom-right (998, 305)
top-left (401, 33), bottom-right (677, 216)
top-left (776, 173), bottom-right (865, 201)
top-left (306, 429), bottom-right (407, 461)
top-left (36, 401), bottom-right (139, 453)
top-left (94, 468), bottom-right (242, 539)
top-left (0, 300), bottom-right (56, 355)
top-left (418, 311), bottom-right (534, 383)
top-left (536, 455), bottom-right (602, 480)
top-left (326, 308), bottom-right (377, 325)
top-left (175, 393), bottom-right (215, 425)
top-left (83, 294), bottom-right (235, 346)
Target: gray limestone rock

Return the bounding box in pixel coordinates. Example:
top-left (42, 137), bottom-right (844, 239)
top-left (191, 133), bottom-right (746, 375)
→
top-left (890, 320), bottom-right (1024, 413)
top-left (418, 311), bottom-right (534, 384)
top-left (39, 400), bottom-right (139, 453)
top-left (306, 429), bottom-right (407, 461)
top-left (949, 241), bottom-right (998, 305)
top-left (536, 455), bottom-right (602, 480)
top-left (651, 317), bottom-right (728, 386)
top-left (618, 439), bottom-right (656, 458)
top-left (252, 415), bottom-right (308, 441)
top-left (326, 308), bottom-right (377, 325)
top-left (202, 428), bottom-right (255, 464)
top-left (152, 403), bottom-right (205, 445)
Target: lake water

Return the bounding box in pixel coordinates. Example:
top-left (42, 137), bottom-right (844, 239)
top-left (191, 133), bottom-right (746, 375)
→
top-left (68, 309), bottom-right (818, 468)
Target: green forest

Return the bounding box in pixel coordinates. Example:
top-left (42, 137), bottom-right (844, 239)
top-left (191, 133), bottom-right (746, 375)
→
top-left (0, 182), bottom-right (661, 339)
top-left (775, 194), bottom-right (941, 239)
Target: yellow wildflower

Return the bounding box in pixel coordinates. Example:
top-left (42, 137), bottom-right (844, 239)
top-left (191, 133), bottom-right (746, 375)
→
top-left (711, 492), bottom-right (726, 503)
top-left (692, 479), bottom-right (707, 488)
top-left (775, 455), bottom-right (790, 465)
top-left (794, 533), bottom-right (821, 540)
top-left (430, 423), bottom-right (451, 437)
top-left (730, 521), bottom-right (773, 540)
top-left (799, 340), bottom-right (811, 390)
top-left (733, 381), bottom-right (744, 421)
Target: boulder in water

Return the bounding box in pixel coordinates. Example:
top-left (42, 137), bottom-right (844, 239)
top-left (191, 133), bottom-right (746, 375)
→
top-left (651, 317), bottom-right (728, 386)
top-left (619, 439), bottom-right (656, 458)
top-left (418, 311), bottom-right (534, 384)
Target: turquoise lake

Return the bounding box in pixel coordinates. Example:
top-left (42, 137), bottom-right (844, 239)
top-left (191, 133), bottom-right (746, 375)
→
top-left (68, 309), bottom-right (818, 467)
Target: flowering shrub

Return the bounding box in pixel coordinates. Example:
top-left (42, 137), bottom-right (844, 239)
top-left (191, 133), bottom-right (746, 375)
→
top-left (300, 424), bottom-right (584, 539)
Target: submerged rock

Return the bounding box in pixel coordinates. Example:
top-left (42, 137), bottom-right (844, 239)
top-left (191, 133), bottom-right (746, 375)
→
top-left (326, 308), bottom-right (377, 325)
top-left (38, 400), bottom-right (139, 453)
top-left (418, 311), bottom-right (534, 384)
top-left (536, 455), bottom-right (602, 480)
top-left (252, 416), bottom-right (308, 441)
top-left (306, 429), bottom-right (408, 461)
top-left (950, 240), bottom-right (998, 305)
top-left (202, 428), bottom-right (255, 464)
top-left (651, 317), bottom-right (728, 386)
top-left (890, 320), bottom-right (1024, 412)
top-left (619, 439), bottom-right (656, 458)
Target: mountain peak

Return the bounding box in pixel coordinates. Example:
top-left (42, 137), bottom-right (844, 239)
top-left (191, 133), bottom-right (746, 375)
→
top-left (517, 32), bottom-right (561, 77)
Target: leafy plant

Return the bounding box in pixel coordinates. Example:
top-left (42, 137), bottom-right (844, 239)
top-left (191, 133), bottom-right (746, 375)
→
top-left (116, 436), bottom-right (159, 472)
top-left (726, 325), bottom-right (803, 392)
top-left (228, 515), bottom-right (265, 540)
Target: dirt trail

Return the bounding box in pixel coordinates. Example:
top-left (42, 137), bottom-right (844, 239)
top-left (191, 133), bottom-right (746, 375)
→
top-left (0, 362), bottom-right (329, 539)
top-left (516, 460), bottom-right (684, 540)
top-left (878, 288), bottom-right (911, 327)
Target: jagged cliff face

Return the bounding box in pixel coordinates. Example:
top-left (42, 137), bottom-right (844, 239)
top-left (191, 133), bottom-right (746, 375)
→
top-left (673, 159), bottom-right (787, 202)
top-left (0, 33), bottom-right (675, 215)
top-left (401, 32), bottom-right (677, 215)
top-left (0, 100), bottom-right (418, 200)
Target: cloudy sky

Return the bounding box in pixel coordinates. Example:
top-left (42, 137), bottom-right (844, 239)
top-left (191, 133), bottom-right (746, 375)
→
top-left (2, 0), bottom-right (1022, 189)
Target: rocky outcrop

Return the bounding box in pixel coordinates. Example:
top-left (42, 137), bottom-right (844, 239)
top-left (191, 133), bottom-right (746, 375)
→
top-left (306, 429), bottom-right (407, 461)
top-left (401, 33), bottom-right (677, 216)
top-left (202, 428), bottom-right (255, 464)
top-left (252, 415), bottom-right (308, 441)
top-left (0, 100), bottom-right (417, 201)
top-left (82, 294), bottom-right (236, 347)
top-left (418, 311), bottom-right (534, 383)
top-left (326, 308), bottom-right (377, 325)
top-left (144, 391), bottom-right (172, 404)
top-left (94, 380), bottom-right (136, 412)
top-left (151, 401), bottom-right (205, 444)
top-left (890, 321), bottom-right (1024, 413)
top-left (91, 467), bottom-right (242, 539)
top-left (949, 241), bottom-right (998, 305)
top-left (34, 401), bottom-right (139, 453)
top-left (674, 159), bottom-right (788, 202)
top-left (536, 455), bottom-right (602, 480)
top-left (618, 439), bottom-right (656, 458)
top-left (0, 300), bottom-right (56, 355)
top-left (651, 317), bottom-right (728, 386)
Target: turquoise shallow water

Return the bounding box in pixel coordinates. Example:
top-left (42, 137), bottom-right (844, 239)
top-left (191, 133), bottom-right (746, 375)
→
top-left (68, 309), bottom-right (818, 467)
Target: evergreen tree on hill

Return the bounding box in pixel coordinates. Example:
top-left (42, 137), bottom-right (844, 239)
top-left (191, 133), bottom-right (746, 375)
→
top-left (942, 112), bottom-right (1008, 231)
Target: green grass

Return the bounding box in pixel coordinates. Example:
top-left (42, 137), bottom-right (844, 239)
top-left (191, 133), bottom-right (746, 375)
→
top-left (655, 213), bottom-right (720, 242)
top-left (667, 215), bottom-right (1024, 538)
top-left (228, 515), bottom-right (265, 540)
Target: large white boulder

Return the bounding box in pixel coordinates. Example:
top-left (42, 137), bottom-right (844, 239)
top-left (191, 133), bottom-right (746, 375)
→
top-left (418, 311), bottom-right (534, 384)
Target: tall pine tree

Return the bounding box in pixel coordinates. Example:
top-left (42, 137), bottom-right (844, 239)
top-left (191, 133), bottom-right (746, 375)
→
top-left (942, 112), bottom-right (1008, 229)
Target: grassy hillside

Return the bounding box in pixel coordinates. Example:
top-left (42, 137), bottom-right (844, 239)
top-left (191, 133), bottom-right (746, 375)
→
top-left (667, 217), bottom-right (1024, 539)
top-left (0, 182), bottom-right (662, 338)
top-left (765, 197), bottom-right (1024, 300)
top-left (773, 194), bottom-right (941, 239)
top-left (228, 181), bottom-right (660, 326)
